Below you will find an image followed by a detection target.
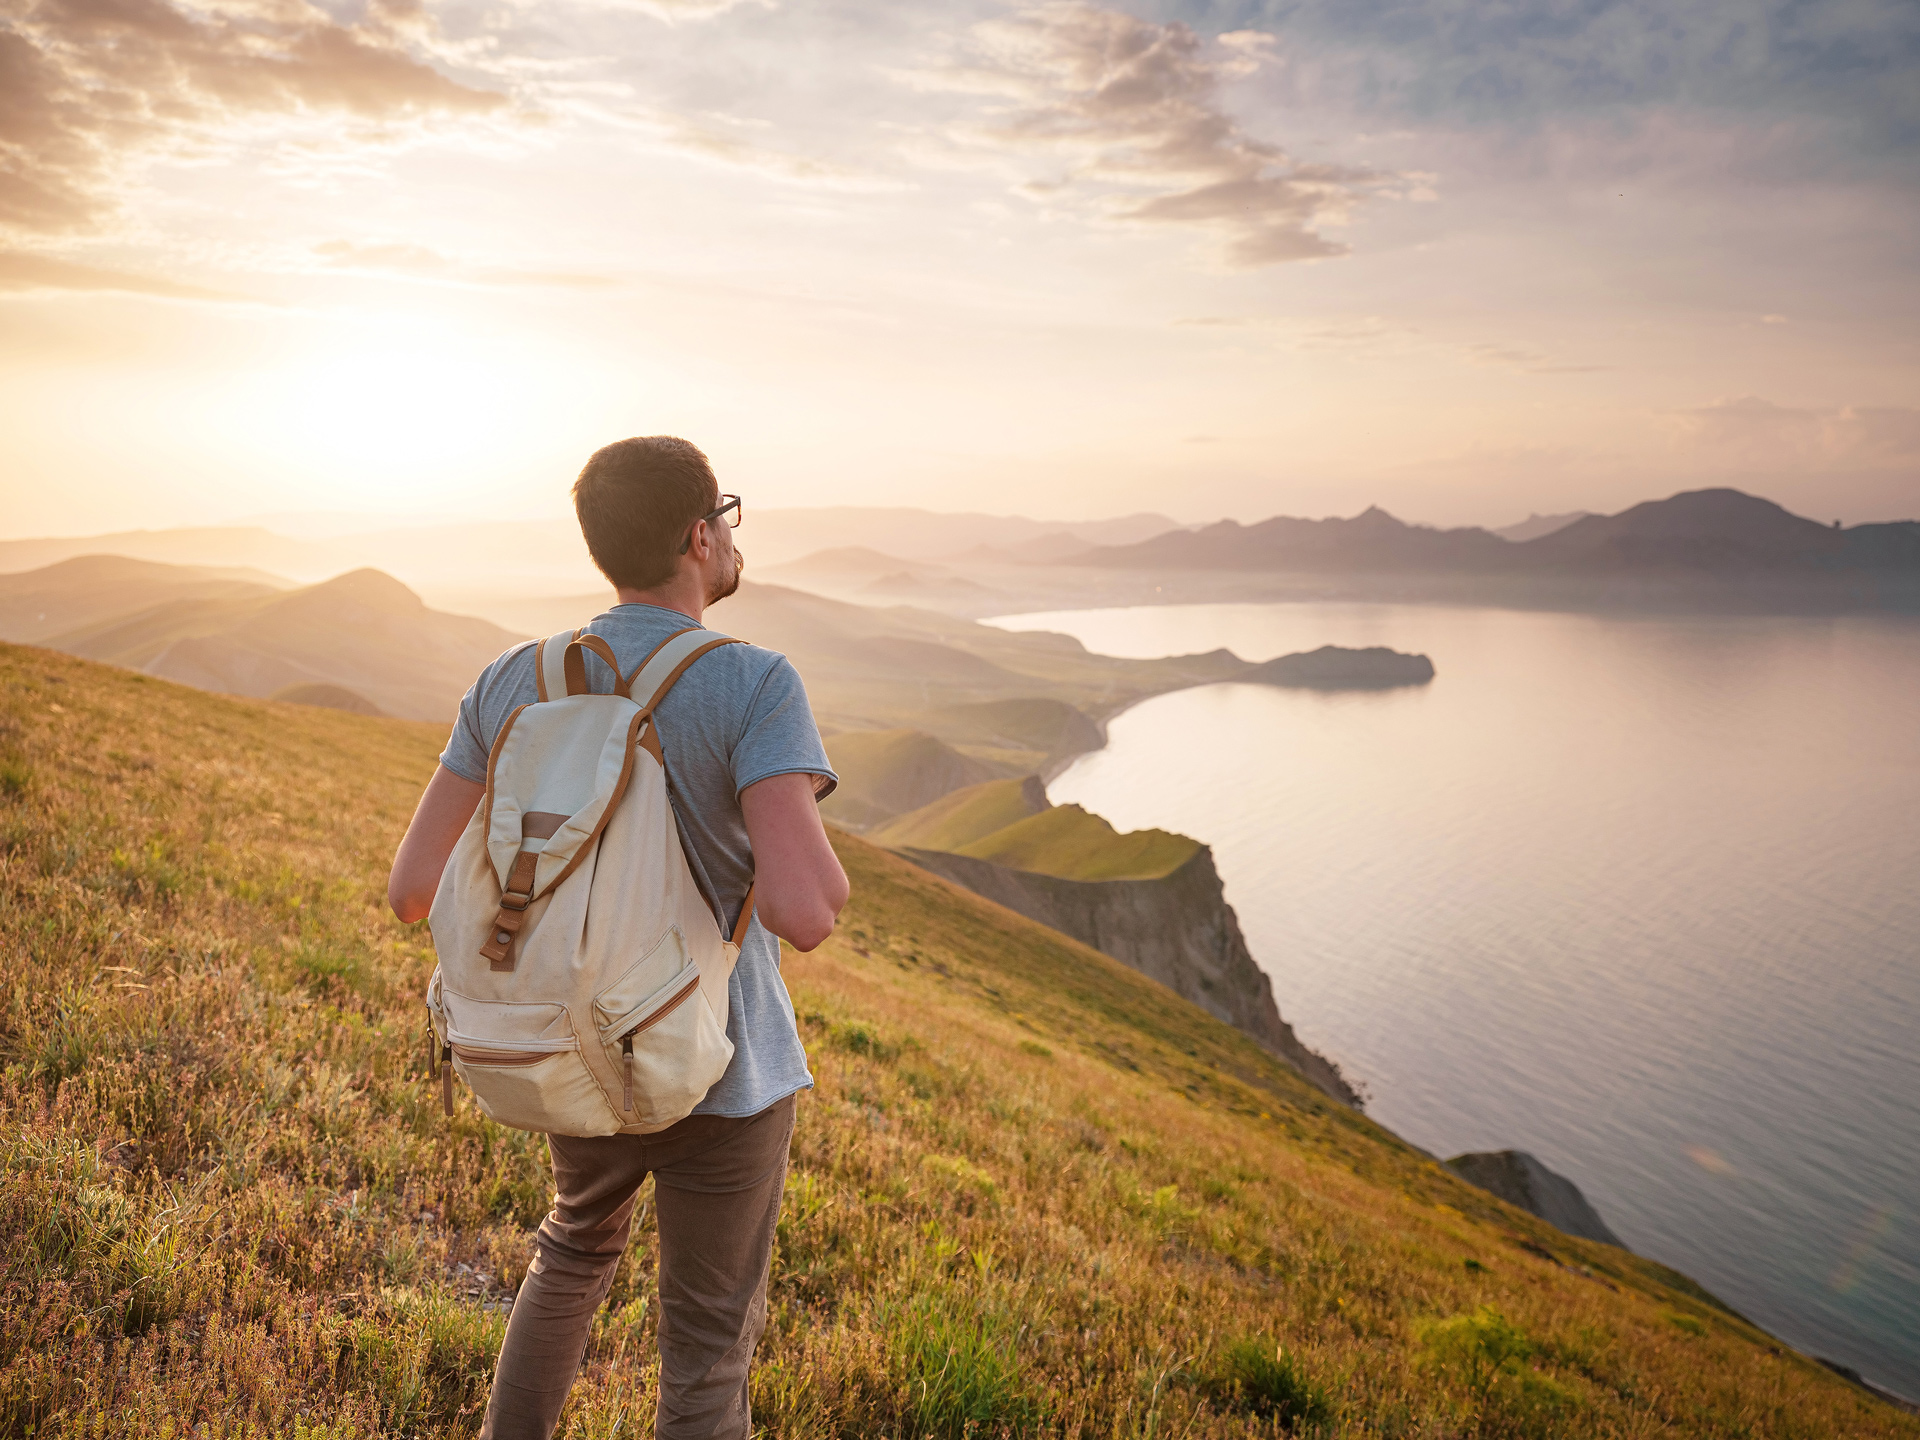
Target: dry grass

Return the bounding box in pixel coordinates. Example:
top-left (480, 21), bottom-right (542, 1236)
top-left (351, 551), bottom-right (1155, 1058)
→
top-left (1, 642), bottom-right (1912, 1438)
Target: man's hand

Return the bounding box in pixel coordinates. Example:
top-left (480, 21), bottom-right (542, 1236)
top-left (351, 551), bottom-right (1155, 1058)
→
top-left (388, 765), bottom-right (484, 922)
top-left (740, 772), bottom-right (848, 951)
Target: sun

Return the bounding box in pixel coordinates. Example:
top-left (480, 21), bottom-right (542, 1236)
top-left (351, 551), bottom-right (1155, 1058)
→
top-left (243, 309), bottom-right (593, 512)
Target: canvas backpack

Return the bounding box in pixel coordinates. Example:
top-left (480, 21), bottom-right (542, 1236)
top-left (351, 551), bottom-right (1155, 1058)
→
top-left (425, 625), bottom-right (751, 1136)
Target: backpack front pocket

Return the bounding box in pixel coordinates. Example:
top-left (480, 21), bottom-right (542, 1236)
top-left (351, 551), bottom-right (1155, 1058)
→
top-left (595, 932), bottom-right (733, 1128)
top-left (442, 993), bottom-right (622, 1137)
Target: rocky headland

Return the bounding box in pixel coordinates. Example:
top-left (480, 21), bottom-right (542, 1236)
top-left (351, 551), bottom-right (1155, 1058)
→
top-left (1444, 1149), bottom-right (1624, 1246)
top-left (1246, 644), bottom-right (1436, 688)
top-left (899, 842), bottom-right (1360, 1106)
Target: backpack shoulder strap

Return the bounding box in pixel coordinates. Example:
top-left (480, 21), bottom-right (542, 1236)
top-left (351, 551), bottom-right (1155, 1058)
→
top-left (536, 627), bottom-right (628, 701)
top-left (628, 627), bottom-right (743, 716)
top-left (534, 629), bottom-right (580, 703)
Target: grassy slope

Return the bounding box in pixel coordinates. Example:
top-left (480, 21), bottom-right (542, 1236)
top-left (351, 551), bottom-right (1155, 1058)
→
top-left (820, 729), bottom-right (1005, 830)
top-left (953, 803), bottom-right (1203, 882)
top-left (904, 699), bottom-right (1105, 776)
top-left (1, 643), bottom-right (1911, 1439)
top-left (867, 777), bottom-right (1045, 852)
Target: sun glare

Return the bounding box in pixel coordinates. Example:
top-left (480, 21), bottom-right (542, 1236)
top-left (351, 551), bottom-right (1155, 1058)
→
top-left (246, 313), bottom-right (592, 511)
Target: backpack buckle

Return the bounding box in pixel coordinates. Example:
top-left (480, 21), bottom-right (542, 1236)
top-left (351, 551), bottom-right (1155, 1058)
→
top-left (480, 850), bottom-right (539, 970)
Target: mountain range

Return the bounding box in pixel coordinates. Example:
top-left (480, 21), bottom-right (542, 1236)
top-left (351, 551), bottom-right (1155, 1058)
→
top-left (1076, 488), bottom-right (1920, 577)
top-left (1, 560), bottom-right (520, 721)
top-left (0, 507), bottom-right (1183, 607)
top-left (2, 556), bottom-right (1421, 759)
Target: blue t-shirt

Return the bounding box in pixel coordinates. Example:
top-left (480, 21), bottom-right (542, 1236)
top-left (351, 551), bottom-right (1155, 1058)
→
top-left (440, 602), bottom-right (835, 1118)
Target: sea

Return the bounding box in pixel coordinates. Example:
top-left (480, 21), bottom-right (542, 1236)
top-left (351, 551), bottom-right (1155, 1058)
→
top-left (985, 601), bottom-right (1920, 1398)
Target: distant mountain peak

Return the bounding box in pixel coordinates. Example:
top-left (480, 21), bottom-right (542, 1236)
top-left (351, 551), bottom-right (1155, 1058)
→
top-left (295, 568), bottom-right (427, 612)
top-left (1350, 505), bottom-right (1406, 529)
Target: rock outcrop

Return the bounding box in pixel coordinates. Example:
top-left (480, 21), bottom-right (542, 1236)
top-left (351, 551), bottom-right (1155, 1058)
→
top-left (899, 843), bottom-right (1359, 1107)
top-left (1444, 1150), bottom-right (1624, 1246)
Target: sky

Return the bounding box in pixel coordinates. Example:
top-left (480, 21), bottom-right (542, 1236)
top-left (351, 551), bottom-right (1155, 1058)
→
top-left (1, 0), bottom-right (1917, 535)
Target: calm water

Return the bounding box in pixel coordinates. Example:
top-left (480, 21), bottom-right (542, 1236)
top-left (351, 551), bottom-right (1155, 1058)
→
top-left (988, 602), bottom-right (1920, 1397)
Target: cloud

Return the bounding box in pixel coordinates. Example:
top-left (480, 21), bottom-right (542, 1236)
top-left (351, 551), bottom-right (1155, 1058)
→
top-left (644, 111), bottom-right (896, 189)
top-left (313, 238), bottom-right (450, 274)
top-left (0, 0), bottom-right (507, 238)
top-left (558, 0), bottom-right (768, 19)
top-left (918, 2), bottom-right (1400, 267)
top-left (1207, 0), bottom-right (1920, 154)
top-left (0, 248), bottom-right (244, 298)
top-left (1465, 341), bottom-right (1607, 375)
top-left (1675, 396), bottom-right (1920, 467)
top-left (312, 238), bottom-right (617, 289)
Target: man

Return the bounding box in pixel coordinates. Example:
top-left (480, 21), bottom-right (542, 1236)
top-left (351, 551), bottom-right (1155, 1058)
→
top-left (387, 435), bottom-right (849, 1440)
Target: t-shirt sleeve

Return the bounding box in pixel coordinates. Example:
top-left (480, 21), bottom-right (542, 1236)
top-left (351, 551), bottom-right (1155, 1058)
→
top-left (440, 670), bottom-right (494, 785)
top-left (732, 655), bottom-right (837, 801)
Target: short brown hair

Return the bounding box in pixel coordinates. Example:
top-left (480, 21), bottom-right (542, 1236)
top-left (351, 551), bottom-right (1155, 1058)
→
top-left (572, 437), bottom-right (719, 590)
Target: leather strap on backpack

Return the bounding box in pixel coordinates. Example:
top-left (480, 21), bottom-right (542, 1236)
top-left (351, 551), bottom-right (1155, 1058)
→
top-left (732, 883), bottom-right (756, 947)
top-left (479, 849), bottom-right (539, 971)
top-left (494, 624), bottom-right (749, 972)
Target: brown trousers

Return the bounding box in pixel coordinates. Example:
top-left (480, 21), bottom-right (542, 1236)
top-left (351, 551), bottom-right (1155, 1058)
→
top-left (479, 1094), bottom-right (796, 1440)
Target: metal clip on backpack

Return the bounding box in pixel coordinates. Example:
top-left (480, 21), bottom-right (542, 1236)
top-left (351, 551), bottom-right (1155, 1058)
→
top-left (425, 626), bottom-right (750, 1136)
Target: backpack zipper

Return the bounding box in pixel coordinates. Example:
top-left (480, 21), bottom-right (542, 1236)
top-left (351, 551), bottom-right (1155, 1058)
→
top-left (616, 973), bottom-right (701, 1115)
top-left (450, 1043), bottom-right (570, 1067)
top-left (426, 1018), bottom-right (454, 1116)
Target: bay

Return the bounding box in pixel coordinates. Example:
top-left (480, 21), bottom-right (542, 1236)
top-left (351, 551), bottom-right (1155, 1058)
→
top-left (987, 601), bottom-right (1920, 1397)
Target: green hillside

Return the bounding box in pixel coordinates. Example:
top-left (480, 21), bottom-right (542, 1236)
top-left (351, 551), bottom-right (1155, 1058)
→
top-left (1, 642), bottom-right (1912, 1437)
top-left (913, 697), bottom-right (1104, 773)
top-left (820, 728), bottom-right (1006, 829)
top-left (874, 781), bottom-right (1202, 883)
top-left (954, 801), bottom-right (1202, 881)
top-left (868, 775), bottom-right (1047, 851)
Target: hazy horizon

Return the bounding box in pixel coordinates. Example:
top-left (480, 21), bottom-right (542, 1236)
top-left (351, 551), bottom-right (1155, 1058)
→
top-left (0, 487), bottom-right (1910, 549)
top-left (4, 0), bottom-right (1918, 536)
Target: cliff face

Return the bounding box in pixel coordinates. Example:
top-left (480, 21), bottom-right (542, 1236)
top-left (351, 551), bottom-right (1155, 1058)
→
top-left (899, 844), bottom-right (1359, 1107)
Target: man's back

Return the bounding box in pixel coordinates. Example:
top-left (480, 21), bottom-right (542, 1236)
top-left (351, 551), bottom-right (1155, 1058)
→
top-left (387, 435), bottom-right (846, 1440)
top-left (438, 600), bottom-right (834, 1119)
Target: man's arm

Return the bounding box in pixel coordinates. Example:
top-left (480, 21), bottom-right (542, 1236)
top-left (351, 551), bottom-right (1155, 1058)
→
top-left (388, 765), bottom-right (485, 922)
top-left (740, 771), bottom-right (848, 952)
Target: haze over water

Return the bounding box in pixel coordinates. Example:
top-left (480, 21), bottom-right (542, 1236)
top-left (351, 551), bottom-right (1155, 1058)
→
top-left (989, 602), bottom-right (1920, 1397)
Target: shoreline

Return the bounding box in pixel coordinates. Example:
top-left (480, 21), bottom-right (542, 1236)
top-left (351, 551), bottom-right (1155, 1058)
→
top-left (1011, 600), bottom-right (1920, 1404)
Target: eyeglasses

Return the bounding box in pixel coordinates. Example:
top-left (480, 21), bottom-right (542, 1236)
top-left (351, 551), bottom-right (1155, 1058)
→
top-left (679, 494), bottom-right (743, 554)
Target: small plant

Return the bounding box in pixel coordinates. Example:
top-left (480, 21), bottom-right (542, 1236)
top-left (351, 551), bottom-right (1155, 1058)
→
top-left (1420, 1307), bottom-right (1577, 1432)
top-left (1018, 1039), bottom-right (1053, 1057)
top-left (831, 1018), bottom-right (898, 1060)
top-left (1665, 1311), bottom-right (1707, 1337)
top-left (1203, 1338), bottom-right (1330, 1426)
top-left (889, 1292), bottom-right (1040, 1437)
top-left (1422, 1306), bottom-right (1534, 1403)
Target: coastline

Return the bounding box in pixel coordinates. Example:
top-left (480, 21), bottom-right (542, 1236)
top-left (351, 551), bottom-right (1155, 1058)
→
top-left (1014, 597), bottom-right (1920, 1401)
